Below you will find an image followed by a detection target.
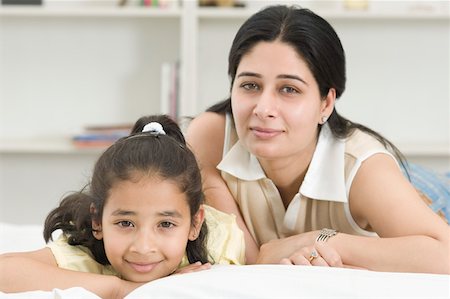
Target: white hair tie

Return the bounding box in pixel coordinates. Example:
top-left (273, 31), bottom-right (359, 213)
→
top-left (142, 122), bottom-right (166, 135)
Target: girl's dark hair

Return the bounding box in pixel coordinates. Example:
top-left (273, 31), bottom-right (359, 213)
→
top-left (207, 5), bottom-right (407, 170)
top-left (44, 114), bottom-right (209, 265)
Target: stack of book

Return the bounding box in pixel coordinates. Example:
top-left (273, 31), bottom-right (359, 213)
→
top-left (72, 124), bottom-right (132, 148)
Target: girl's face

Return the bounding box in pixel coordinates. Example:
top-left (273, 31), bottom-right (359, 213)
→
top-left (93, 176), bottom-right (202, 282)
top-left (231, 41), bottom-right (334, 161)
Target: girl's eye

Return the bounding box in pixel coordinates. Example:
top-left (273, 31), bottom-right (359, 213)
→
top-left (281, 86), bottom-right (299, 94)
top-left (117, 221), bottom-right (134, 228)
top-left (159, 221), bottom-right (174, 229)
top-left (241, 82), bottom-right (259, 91)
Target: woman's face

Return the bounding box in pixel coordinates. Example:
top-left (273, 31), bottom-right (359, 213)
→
top-left (93, 176), bottom-right (201, 282)
top-left (231, 40), bottom-right (330, 161)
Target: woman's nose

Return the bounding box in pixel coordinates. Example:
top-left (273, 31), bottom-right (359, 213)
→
top-left (253, 89), bottom-right (278, 119)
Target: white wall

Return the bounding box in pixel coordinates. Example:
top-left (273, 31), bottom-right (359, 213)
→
top-left (0, 16), bottom-right (180, 139)
top-left (0, 2), bottom-right (449, 225)
top-left (197, 16), bottom-right (449, 157)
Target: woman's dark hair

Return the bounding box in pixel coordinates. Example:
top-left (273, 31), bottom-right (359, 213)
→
top-left (44, 114), bottom-right (209, 265)
top-left (207, 5), bottom-right (407, 170)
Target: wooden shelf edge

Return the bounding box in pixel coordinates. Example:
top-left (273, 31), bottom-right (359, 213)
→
top-left (0, 5), bottom-right (182, 17)
top-left (0, 138), bottom-right (448, 157)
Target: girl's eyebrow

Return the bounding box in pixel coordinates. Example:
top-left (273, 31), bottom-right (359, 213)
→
top-left (111, 209), bottom-right (135, 216)
top-left (236, 72), bottom-right (308, 85)
top-left (157, 210), bottom-right (183, 218)
top-left (110, 209), bottom-right (183, 218)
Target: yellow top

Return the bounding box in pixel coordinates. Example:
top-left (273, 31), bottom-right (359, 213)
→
top-left (47, 205), bottom-right (245, 277)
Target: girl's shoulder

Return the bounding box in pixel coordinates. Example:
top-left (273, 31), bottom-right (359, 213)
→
top-left (203, 204), bottom-right (236, 224)
top-left (202, 205), bottom-right (246, 265)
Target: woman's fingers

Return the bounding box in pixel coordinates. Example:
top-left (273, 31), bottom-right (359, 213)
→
top-left (285, 250), bottom-right (310, 265)
top-left (308, 249), bottom-right (329, 266)
top-left (283, 247), bottom-right (326, 266)
top-left (280, 243), bottom-right (344, 267)
top-left (315, 242), bottom-right (343, 267)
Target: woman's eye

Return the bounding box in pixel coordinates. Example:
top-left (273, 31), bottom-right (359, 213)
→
top-left (241, 83), bottom-right (259, 91)
top-left (117, 221), bottom-right (134, 228)
top-left (281, 86), bottom-right (299, 94)
top-left (159, 221), bottom-right (174, 229)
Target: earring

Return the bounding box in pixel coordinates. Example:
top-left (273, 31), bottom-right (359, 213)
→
top-left (321, 116), bottom-right (328, 124)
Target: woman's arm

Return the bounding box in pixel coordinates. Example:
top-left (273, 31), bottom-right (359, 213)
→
top-left (256, 154), bottom-right (449, 273)
top-left (186, 112), bottom-right (259, 264)
top-left (332, 154), bottom-right (449, 273)
top-left (0, 248), bottom-right (143, 298)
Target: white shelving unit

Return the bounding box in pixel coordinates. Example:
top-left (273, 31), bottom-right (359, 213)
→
top-left (0, 0), bottom-right (449, 224)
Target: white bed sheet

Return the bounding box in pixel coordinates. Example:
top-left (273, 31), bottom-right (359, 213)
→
top-left (1, 222), bottom-right (449, 299)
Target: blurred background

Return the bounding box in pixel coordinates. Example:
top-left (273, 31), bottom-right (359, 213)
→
top-left (0, 0), bottom-right (449, 224)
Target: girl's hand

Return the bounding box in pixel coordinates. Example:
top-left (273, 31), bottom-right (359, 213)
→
top-left (279, 241), bottom-right (343, 267)
top-left (114, 279), bottom-right (146, 299)
top-left (173, 261), bottom-right (212, 275)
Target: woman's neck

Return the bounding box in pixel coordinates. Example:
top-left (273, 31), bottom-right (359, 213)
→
top-left (259, 145), bottom-right (315, 208)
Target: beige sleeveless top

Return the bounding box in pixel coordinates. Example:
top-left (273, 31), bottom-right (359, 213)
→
top-left (217, 114), bottom-right (397, 246)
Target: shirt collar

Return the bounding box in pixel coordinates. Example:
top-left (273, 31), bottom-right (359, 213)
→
top-left (217, 123), bottom-right (347, 202)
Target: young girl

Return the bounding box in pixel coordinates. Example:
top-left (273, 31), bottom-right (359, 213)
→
top-left (0, 115), bottom-right (245, 298)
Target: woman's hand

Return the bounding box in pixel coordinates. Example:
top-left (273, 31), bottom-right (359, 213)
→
top-left (279, 242), bottom-right (343, 267)
top-left (173, 261), bottom-right (212, 275)
top-left (256, 231), bottom-right (318, 264)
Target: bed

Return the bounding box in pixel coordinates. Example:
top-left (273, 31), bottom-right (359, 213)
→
top-left (1, 222), bottom-right (449, 299)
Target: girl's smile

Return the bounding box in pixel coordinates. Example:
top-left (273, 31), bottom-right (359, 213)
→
top-left (126, 260), bottom-right (161, 274)
top-left (94, 175), bottom-right (199, 282)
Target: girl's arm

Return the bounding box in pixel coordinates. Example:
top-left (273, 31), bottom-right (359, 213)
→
top-left (331, 153), bottom-right (449, 274)
top-left (0, 248), bottom-right (143, 298)
top-left (186, 112), bottom-right (259, 264)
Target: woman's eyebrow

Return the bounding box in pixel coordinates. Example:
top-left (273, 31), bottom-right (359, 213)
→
top-left (237, 72), bottom-right (308, 85)
top-left (277, 74), bottom-right (308, 85)
top-left (236, 71), bottom-right (261, 78)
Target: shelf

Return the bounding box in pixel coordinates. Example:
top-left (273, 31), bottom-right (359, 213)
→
top-left (0, 5), bottom-right (181, 17)
top-left (0, 138), bottom-right (104, 155)
top-left (1, 3), bottom-right (448, 19)
top-left (196, 4), bottom-right (449, 20)
top-left (0, 137), bottom-right (447, 157)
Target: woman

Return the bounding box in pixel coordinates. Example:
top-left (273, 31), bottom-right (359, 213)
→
top-left (186, 5), bottom-right (449, 273)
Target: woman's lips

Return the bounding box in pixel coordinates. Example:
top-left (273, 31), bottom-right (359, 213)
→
top-left (250, 127), bottom-right (283, 139)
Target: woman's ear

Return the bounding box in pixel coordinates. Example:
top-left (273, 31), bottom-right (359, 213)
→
top-left (188, 205), bottom-right (205, 241)
top-left (90, 203), bottom-right (103, 240)
top-left (319, 88), bottom-right (336, 124)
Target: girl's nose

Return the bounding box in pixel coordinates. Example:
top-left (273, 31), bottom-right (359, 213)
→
top-left (130, 230), bottom-right (157, 255)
